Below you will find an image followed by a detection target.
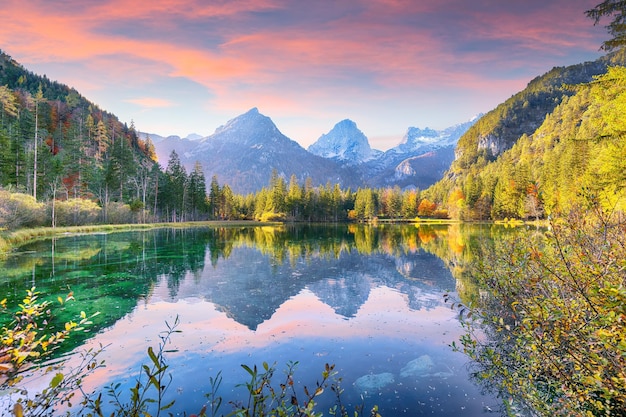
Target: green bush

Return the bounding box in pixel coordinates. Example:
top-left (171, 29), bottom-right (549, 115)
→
top-left (1, 288), bottom-right (100, 416)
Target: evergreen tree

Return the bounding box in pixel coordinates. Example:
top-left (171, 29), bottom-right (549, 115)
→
top-left (253, 188), bottom-right (269, 220)
top-left (331, 183), bottom-right (343, 221)
top-left (354, 188), bottom-right (377, 221)
top-left (267, 169), bottom-right (286, 214)
top-left (162, 150), bottom-right (187, 222)
top-left (286, 174), bottom-right (302, 219)
top-left (208, 175), bottom-right (220, 219)
top-left (302, 177), bottom-right (316, 221)
top-left (220, 184), bottom-right (236, 220)
top-left (187, 161), bottom-right (208, 220)
top-left (587, 0), bottom-right (626, 51)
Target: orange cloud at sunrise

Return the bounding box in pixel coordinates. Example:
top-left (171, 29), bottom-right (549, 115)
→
top-left (0, 0), bottom-right (607, 148)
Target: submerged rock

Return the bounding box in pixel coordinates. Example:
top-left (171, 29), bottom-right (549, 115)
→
top-left (353, 372), bottom-right (395, 394)
top-left (400, 355), bottom-right (435, 378)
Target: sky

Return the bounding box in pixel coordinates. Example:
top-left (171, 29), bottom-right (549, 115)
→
top-left (0, 0), bottom-right (609, 150)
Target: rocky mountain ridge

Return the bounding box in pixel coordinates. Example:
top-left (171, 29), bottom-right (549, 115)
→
top-left (149, 109), bottom-right (476, 193)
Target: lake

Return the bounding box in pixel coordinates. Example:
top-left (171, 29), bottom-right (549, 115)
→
top-left (0, 223), bottom-right (506, 416)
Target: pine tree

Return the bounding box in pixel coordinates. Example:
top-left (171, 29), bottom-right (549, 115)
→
top-left (267, 169), bottom-right (286, 214)
top-left (187, 161), bottom-right (208, 220)
top-left (162, 150), bottom-right (187, 222)
top-left (587, 0), bottom-right (626, 51)
top-left (286, 174), bottom-right (302, 220)
top-left (208, 175), bottom-right (220, 219)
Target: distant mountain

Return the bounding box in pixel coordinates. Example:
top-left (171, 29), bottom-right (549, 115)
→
top-left (308, 119), bottom-right (382, 165)
top-left (183, 108), bottom-right (359, 194)
top-left (185, 133), bottom-right (204, 141)
top-left (139, 133), bottom-right (200, 166)
top-left (151, 109), bottom-right (478, 192)
top-left (139, 132), bottom-right (203, 143)
top-left (397, 119), bottom-right (479, 153)
top-left (360, 118), bottom-right (478, 189)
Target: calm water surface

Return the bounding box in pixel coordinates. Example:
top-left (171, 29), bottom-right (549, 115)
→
top-left (0, 224), bottom-right (504, 416)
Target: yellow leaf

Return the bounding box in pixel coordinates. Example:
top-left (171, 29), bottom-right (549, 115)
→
top-left (13, 403), bottom-right (24, 417)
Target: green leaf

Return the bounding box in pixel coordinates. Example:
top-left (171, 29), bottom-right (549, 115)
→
top-left (241, 364), bottom-right (255, 376)
top-left (147, 346), bottom-right (159, 366)
top-left (160, 399), bottom-right (176, 410)
top-left (50, 372), bottom-right (64, 388)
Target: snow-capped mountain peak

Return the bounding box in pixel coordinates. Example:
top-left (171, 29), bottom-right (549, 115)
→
top-left (308, 119), bottom-right (381, 165)
top-left (395, 116), bottom-right (481, 153)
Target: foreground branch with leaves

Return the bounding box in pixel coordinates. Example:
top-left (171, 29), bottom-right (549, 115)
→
top-left (1, 288), bottom-right (101, 417)
top-left (451, 200), bottom-right (626, 416)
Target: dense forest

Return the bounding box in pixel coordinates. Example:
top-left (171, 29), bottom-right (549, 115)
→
top-left (0, 50), bottom-right (161, 225)
top-left (423, 51), bottom-right (626, 220)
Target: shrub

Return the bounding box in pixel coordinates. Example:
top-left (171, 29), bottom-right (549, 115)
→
top-left (259, 211), bottom-right (286, 222)
top-left (52, 198), bottom-right (101, 227)
top-left (451, 202), bottom-right (626, 416)
top-left (0, 190), bottom-right (46, 230)
top-left (104, 202), bottom-right (133, 224)
top-left (1, 288), bottom-right (100, 416)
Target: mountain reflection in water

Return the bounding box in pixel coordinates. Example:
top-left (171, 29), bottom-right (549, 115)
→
top-left (0, 224), bottom-right (504, 416)
top-left (160, 243), bottom-right (456, 330)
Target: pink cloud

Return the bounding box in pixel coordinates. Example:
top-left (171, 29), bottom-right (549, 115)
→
top-left (452, 0), bottom-right (604, 54)
top-left (89, 0), bottom-right (283, 20)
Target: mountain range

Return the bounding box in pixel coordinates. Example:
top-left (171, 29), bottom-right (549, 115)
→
top-left (145, 108), bottom-right (477, 194)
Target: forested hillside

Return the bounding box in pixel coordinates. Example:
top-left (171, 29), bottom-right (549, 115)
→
top-left (425, 50), bottom-right (626, 220)
top-left (0, 50), bottom-right (237, 227)
top-left (0, 50), bottom-right (158, 215)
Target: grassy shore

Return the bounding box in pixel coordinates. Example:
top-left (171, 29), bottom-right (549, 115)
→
top-left (0, 220), bottom-right (270, 254)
